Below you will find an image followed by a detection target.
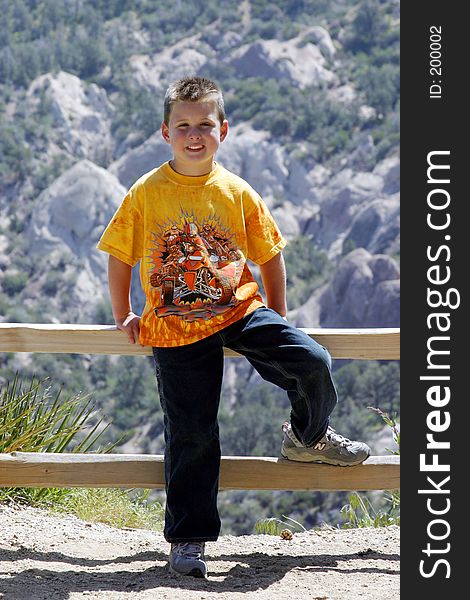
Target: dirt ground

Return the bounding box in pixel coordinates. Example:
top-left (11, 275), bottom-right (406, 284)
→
top-left (0, 504), bottom-right (399, 600)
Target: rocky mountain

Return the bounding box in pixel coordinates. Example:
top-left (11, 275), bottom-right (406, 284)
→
top-left (0, 1), bottom-right (400, 532)
top-left (6, 45), bottom-right (399, 324)
top-left (12, 102), bottom-right (399, 327)
top-left (0, 0), bottom-right (400, 457)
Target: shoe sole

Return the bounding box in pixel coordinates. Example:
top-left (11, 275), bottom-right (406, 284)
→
top-left (169, 564), bottom-right (207, 579)
top-left (281, 451), bottom-right (370, 467)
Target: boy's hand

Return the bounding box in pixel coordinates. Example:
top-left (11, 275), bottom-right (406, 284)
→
top-left (115, 311), bottom-right (141, 344)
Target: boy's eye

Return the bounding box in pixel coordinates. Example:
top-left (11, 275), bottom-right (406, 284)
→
top-left (175, 122), bottom-right (214, 128)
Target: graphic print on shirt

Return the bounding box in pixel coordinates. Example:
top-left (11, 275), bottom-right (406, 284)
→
top-left (148, 212), bottom-right (244, 321)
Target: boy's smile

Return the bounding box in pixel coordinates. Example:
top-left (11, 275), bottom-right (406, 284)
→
top-left (161, 100), bottom-right (228, 177)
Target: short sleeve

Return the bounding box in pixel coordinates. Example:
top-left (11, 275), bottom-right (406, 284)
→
top-left (244, 190), bottom-right (287, 264)
top-left (96, 188), bottom-right (144, 267)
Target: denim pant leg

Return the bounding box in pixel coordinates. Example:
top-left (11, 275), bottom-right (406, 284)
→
top-left (220, 307), bottom-right (338, 446)
top-left (152, 334), bottom-right (224, 543)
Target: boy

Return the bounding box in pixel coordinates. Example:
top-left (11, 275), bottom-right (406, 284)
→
top-left (97, 76), bottom-right (370, 579)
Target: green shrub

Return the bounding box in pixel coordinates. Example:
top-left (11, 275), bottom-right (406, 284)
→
top-left (283, 236), bottom-right (333, 309)
top-left (339, 407), bottom-right (400, 528)
top-left (94, 299), bottom-right (114, 324)
top-left (52, 487), bottom-right (164, 530)
top-left (0, 374), bottom-right (165, 529)
top-left (340, 490), bottom-right (400, 528)
top-left (1, 272), bottom-right (29, 295)
top-left (0, 292), bottom-right (10, 315)
top-left (42, 275), bottom-right (60, 297)
top-left (255, 514), bottom-right (306, 535)
top-left (0, 374), bottom-right (114, 505)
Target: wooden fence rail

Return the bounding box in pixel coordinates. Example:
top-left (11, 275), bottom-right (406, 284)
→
top-left (0, 323), bottom-right (400, 491)
top-left (0, 453), bottom-right (399, 491)
top-left (0, 323), bottom-right (400, 360)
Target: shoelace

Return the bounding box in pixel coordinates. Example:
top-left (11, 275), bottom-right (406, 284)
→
top-left (174, 542), bottom-right (204, 558)
top-left (325, 427), bottom-right (352, 447)
top-left (283, 422), bottom-right (354, 449)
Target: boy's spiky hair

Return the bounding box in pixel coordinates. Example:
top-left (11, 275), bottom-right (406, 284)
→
top-left (163, 76), bottom-right (225, 125)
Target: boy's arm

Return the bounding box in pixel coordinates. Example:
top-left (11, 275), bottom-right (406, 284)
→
top-left (108, 255), bottom-right (141, 344)
top-left (259, 252), bottom-right (287, 318)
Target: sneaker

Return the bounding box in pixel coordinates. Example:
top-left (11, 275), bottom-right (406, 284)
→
top-left (169, 542), bottom-right (207, 578)
top-left (280, 422), bottom-right (370, 466)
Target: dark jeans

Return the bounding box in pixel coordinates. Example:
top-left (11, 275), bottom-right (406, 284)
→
top-left (152, 307), bottom-right (338, 543)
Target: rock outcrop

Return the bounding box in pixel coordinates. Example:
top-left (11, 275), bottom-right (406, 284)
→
top-left (109, 132), bottom-right (172, 191)
top-left (27, 72), bottom-right (115, 164)
top-left (319, 248), bottom-right (400, 327)
top-left (27, 160), bottom-right (126, 316)
top-left (228, 29), bottom-right (337, 88)
top-left (291, 248), bottom-right (399, 328)
top-left (129, 36), bottom-right (211, 93)
top-left (306, 156), bottom-right (400, 258)
top-left (29, 160), bottom-right (124, 258)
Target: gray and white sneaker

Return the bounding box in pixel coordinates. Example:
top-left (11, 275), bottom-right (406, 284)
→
top-left (169, 542), bottom-right (207, 578)
top-left (281, 422), bottom-right (370, 466)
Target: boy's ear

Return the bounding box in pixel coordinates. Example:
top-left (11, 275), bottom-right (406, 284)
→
top-left (220, 119), bottom-right (228, 142)
top-left (161, 121), bottom-right (170, 144)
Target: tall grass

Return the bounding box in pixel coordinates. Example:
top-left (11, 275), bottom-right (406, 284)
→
top-left (51, 487), bottom-right (164, 531)
top-left (340, 407), bottom-right (400, 529)
top-left (0, 373), bottom-right (115, 505)
top-left (0, 374), bottom-right (164, 530)
top-left (0, 374), bottom-right (113, 454)
top-left (255, 514), bottom-right (307, 536)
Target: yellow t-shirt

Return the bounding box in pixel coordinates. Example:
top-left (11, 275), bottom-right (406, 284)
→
top-left (97, 161), bottom-right (287, 347)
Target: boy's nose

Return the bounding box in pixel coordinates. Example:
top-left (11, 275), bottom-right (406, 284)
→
top-left (187, 127), bottom-right (202, 139)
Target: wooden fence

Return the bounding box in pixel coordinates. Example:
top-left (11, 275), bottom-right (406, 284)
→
top-left (0, 323), bottom-right (400, 492)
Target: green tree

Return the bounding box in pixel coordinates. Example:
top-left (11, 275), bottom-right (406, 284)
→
top-left (284, 236), bottom-right (333, 308)
top-left (358, 63), bottom-right (399, 114)
top-left (347, 0), bottom-right (390, 53)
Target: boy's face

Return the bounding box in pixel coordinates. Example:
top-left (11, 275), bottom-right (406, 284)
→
top-left (161, 99), bottom-right (228, 176)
